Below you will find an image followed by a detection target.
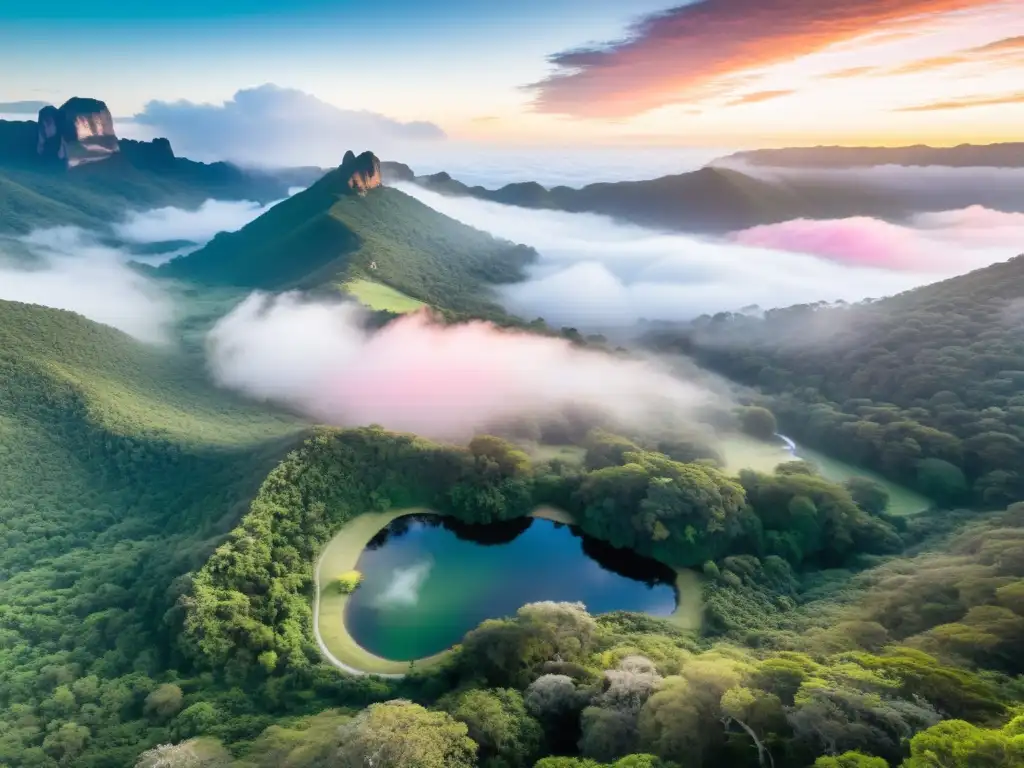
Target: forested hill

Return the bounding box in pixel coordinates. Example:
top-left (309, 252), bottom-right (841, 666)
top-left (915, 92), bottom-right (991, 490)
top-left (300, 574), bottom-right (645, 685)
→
top-left (0, 299), bottom-right (303, 766)
top-left (159, 153), bottom-right (537, 315)
top-left (651, 254), bottom-right (1024, 507)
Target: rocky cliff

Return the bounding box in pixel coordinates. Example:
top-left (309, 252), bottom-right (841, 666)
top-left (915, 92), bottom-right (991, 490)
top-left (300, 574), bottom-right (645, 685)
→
top-left (340, 150), bottom-right (382, 194)
top-left (37, 97), bottom-right (120, 167)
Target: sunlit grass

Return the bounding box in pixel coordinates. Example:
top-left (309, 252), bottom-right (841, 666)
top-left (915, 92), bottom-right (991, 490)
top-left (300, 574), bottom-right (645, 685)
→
top-left (341, 278), bottom-right (428, 314)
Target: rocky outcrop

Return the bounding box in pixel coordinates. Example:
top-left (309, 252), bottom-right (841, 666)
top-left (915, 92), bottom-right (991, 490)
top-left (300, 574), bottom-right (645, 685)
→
top-left (37, 97), bottom-right (120, 168)
top-left (339, 150), bottom-right (382, 194)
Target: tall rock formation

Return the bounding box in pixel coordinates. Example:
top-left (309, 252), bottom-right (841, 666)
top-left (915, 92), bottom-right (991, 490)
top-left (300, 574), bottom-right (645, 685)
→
top-left (339, 150), bottom-right (382, 194)
top-left (37, 98), bottom-right (120, 168)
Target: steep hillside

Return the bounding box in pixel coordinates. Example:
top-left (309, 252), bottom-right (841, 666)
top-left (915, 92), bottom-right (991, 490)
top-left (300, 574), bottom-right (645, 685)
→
top-left (160, 151), bottom-right (536, 314)
top-left (649, 254), bottom-right (1024, 506)
top-left (0, 299), bottom-right (304, 766)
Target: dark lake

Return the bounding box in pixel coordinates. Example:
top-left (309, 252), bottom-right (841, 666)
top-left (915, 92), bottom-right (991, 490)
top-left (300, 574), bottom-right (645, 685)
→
top-left (344, 514), bottom-right (679, 661)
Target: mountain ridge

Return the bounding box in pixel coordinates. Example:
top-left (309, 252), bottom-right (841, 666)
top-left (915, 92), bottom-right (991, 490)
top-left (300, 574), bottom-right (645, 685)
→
top-left (159, 150), bottom-right (537, 316)
top-left (715, 142), bottom-right (1024, 168)
top-left (386, 160), bottom-right (1024, 234)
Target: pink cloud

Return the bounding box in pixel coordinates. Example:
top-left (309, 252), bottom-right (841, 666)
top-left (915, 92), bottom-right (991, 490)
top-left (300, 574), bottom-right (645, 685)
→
top-left (207, 293), bottom-right (714, 440)
top-left (732, 217), bottom-right (950, 271)
top-left (529, 0), bottom-right (996, 118)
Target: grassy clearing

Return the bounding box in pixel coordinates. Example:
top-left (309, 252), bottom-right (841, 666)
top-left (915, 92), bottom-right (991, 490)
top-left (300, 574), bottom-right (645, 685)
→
top-left (718, 433), bottom-right (930, 516)
top-left (315, 505), bottom-right (701, 673)
top-left (315, 507), bottom-right (448, 675)
top-left (527, 444), bottom-right (586, 466)
top-left (341, 278), bottom-right (427, 314)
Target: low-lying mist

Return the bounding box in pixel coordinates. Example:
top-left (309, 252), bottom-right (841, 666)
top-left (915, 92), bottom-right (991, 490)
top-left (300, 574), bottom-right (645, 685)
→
top-left (206, 292), bottom-right (721, 440)
top-left (114, 197), bottom-right (285, 253)
top-left (395, 183), bottom-right (1012, 328)
top-left (0, 228), bottom-right (172, 343)
top-left (0, 195), bottom-right (285, 340)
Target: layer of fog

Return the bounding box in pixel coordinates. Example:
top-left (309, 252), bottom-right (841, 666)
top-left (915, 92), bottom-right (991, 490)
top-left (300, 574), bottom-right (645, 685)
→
top-left (0, 228), bottom-right (172, 343)
top-left (114, 197), bottom-right (286, 262)
top-left (394, 184), bottom-right (1015, 328)
top-left (206, 292), bottom-right (720, 440)
top-left (720, 161), bottom-right (1024, 214)
top-left (0, 193), bottom-right (290, 339)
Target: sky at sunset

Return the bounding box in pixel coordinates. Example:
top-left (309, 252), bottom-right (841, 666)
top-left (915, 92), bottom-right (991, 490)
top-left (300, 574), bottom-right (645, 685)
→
top-left (2, 0), bottom-right (1023, 149)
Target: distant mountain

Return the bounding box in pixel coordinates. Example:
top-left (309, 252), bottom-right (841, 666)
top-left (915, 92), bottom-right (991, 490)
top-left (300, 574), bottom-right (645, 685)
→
top-left (390, 153), bottom-right (1024, 234)
top-left (393, 163), bottom-right (1020, 234)
top-left (0, 96), bottom-right (324, 235)
top-left (716, 143), bottom-right (1024, 168)
top-left (160, 151), bottom-right (537, 315)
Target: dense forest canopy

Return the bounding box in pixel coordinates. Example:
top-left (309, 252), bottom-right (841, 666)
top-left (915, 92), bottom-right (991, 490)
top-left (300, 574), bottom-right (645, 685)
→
top-left (4, 171), bottom-right (1024, 767)
top-left (647, 254), bottom-right (1024, 509)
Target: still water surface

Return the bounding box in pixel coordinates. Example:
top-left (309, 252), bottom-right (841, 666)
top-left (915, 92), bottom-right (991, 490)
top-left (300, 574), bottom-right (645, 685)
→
top-left (345, 515), bottom-right (678, 661)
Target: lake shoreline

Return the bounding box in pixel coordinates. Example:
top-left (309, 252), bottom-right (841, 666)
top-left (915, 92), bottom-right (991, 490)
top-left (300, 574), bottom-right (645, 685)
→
top-left (313, 505), bottom-right (700, 676)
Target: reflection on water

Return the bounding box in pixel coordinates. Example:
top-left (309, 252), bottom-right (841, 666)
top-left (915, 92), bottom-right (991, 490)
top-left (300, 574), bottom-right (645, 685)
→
top-left (346, 515), bottom-right (680, 661)
top-left (373, 560), bottom-right (433, 607)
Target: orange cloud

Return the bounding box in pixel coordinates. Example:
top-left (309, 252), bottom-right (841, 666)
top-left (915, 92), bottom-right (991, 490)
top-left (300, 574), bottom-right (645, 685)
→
top-left (895, 90), bottom-right (1024, 111)
top-left (529, 0), bottom-right (999, 118)
top-left (888, 54), bottom-right (968, 75)
top-left (726, 89), bottom-right (797, 106)
top-left (972, 35), bottom-right (1024, 53)
top-left (884, 35), bottom-right (1024, 75)
top-left (821, 66), bottom-right (880, 79)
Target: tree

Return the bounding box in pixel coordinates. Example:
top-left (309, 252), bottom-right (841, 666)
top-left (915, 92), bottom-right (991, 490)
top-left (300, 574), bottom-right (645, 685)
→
top-left (336, 570), bottom-right (363, 594)
top-left (145, 683), bottom-right (185, 721)
top-left (916, 458), bottom-right (968, 504)
top-left (335, 700), bottom-right (477, 768)
top-left (134, 738), bottom-right (231, 768)
top-left (445, 688), bottom-right (542, 768)
top-left (844, 478), bottom-right (890, 516)
top-left (901, 717), bottom-right (1024, 768)
top-left (741, 408), bottom-right (778, 441)
top-left (814, 752), bottom-right (888, 768)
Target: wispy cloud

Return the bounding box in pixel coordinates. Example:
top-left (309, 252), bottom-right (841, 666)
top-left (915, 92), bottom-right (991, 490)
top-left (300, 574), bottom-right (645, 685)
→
top-left (726, 89), bottom-right (797, 107)
top-left (895, 90), bottom-right (1024, 111)
top-left (821, 66), bottom-right (880, 79)
top-left (884, 34), bottom-right (1024, 75)
top-left (528, 0), bottom-right (995, 118)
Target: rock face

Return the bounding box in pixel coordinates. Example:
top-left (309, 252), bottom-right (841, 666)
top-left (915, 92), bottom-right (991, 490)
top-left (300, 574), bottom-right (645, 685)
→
top-left (37, 97), bottom-right (120, 168)
top-left (339, 150), bottom-right (382, 194)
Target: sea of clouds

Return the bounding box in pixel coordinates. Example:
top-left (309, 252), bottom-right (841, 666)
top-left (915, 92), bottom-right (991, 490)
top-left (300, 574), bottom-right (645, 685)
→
top-left (6, 159), bottom-right (1023, 440)
top-left (394, 182), bottom-right (1024, 328)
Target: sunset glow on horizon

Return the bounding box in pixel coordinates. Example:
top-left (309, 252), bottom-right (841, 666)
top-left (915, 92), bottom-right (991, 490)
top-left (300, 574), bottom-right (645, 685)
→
top-left (2, 0), bottom-right (1022, 149)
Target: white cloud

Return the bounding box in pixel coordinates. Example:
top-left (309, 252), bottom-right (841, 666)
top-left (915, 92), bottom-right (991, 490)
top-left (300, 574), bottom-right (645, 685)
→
top-left (393, 183), bottom-right (999, 328)
top-left (114, 197), bottom-right (285, 246)
top-left (0, 228), bottom-right (172, 343)
top-left (205, 292), bottom-right (717, 440)
top-left (125, 84), bottom-right (446, 167)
